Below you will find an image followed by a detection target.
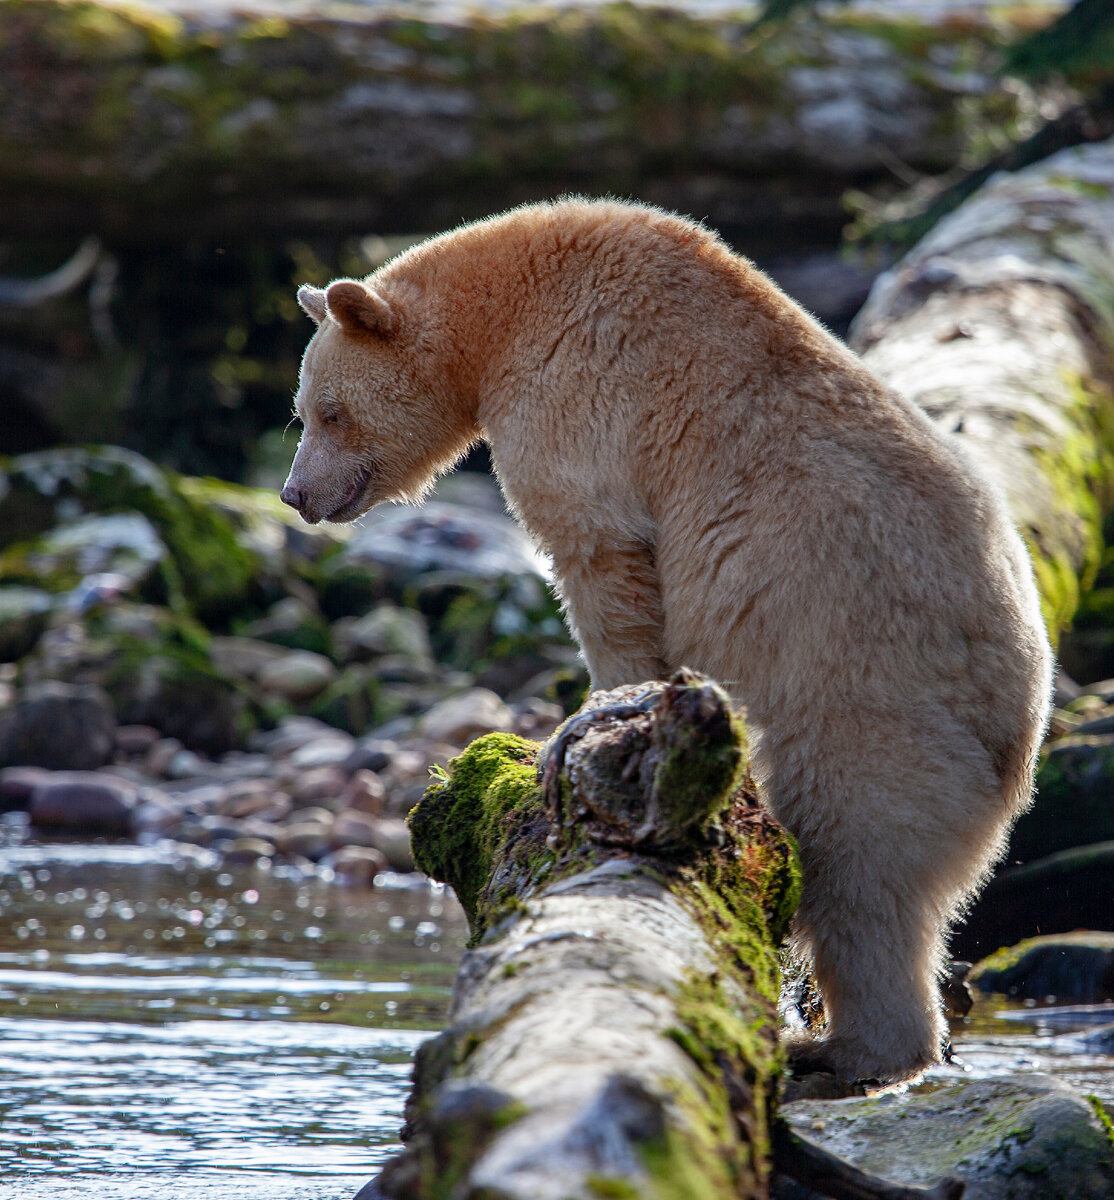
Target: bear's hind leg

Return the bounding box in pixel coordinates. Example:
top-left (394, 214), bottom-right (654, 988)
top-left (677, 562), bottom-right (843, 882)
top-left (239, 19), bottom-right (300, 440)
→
top-left (778, 721), bottom-right (1011, 1084)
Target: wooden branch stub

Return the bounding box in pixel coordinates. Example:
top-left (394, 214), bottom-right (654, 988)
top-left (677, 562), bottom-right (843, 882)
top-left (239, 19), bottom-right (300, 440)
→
top-left (542, 669), bottom-right (749, 851)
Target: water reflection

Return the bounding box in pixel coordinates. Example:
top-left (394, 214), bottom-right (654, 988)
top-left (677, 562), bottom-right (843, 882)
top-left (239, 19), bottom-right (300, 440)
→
top-left (0, 839), bottom-right (469, 1199)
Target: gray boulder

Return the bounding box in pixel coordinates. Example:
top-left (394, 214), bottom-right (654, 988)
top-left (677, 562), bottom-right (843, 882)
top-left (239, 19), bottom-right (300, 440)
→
top-left (776, 1075), bottom-right (1114, 1199)
top-left (0, 682), bottom-right (116, 770)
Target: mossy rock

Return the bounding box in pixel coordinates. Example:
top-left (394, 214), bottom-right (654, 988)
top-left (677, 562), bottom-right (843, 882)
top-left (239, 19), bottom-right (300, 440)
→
top-left (0, 511), bottom-right (170, 607)
top-left (17, 600), bottom-right (260, 755)
top-left (970, 932), bottom-right (1114, 1003)
top-left (416, 572), bottom-right (570, 672)
top-left (104, 624), bottom-right (259, 755)
top-left (0, 446), bottom-right (261, 625)
top-left (780, 1075), bottom-right (1114, 1197)
top-left (318, 558), bottom-right (390, 621)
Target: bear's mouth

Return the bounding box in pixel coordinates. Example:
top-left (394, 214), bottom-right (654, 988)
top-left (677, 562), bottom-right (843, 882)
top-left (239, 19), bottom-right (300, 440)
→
top-left (325, 465), bottom-right (375, 523)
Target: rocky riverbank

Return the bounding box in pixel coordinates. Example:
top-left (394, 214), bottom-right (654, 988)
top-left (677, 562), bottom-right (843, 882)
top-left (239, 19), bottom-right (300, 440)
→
top-left (0, 444), bottom-right (578, 885)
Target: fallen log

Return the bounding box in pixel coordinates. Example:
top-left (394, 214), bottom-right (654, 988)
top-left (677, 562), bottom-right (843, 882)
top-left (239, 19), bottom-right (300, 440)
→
top-left (0, 0), bottom-right (1041, 244)
top-left (369, 672), bottom-right (800, 1198)
top-left (850, 137), bottom-right (1114, 645)
top-left (360, 674), bottom-right (965, 1200)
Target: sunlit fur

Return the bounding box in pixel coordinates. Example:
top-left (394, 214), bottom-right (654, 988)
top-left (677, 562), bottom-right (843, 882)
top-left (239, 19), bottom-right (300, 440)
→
top-left (284, 198), bottom-right (1052, 1082)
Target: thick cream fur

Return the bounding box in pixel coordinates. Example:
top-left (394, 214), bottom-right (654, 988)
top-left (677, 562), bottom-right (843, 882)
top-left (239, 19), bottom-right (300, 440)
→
top-left (285, 199), bottom-right (1053, 1082)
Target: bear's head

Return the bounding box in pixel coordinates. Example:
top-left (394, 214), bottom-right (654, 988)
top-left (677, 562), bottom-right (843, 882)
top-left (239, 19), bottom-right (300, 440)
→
top-left (281, 278), bottom-right (475, 524)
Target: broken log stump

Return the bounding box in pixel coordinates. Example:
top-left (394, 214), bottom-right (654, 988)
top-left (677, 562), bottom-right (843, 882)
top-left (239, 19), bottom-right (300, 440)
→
top-left (365, 671), bottom-right (800, 1200)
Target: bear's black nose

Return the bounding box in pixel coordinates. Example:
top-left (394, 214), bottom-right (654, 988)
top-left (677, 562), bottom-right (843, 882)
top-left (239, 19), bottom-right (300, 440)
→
top-left (280, 483), bottom-right (305, 512)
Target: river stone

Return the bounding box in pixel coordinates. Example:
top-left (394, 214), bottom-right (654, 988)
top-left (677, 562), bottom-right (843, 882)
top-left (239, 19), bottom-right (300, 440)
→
top-left (131, 789), bottom-right (184, 839)
top-left (332, 807), bottom-right (381, 849)
top-left (29, 772), bottom-right (137, 836)
top-left (0, 765), bottom-right (53, 812)
top-left (177, 814), bottom-right (253, 848)
top-left (0, 586), bottom-right (53, 661)
top-left (114, 724), bottom-right (161, 757)
top-left (366, 816), bottom-right (414, 873)
top-left (342, 738), bottom-right (397, 776)
top-left (255, 649), bottom-right (337, 702)
top-left (285, 765), bottom-right (347, 808)
top-left (287, 732), bottom-right (357, 770)
top-left (166, 748), bottom-right (207, 779)
top-left (277, 818), bottom-right (334, 861)
top-left (776, 1075), bottom-right (1114, 1199)
top-left (970, 933), bottom-right (1114, 1003)
top-left (250, 715), bottom-right (342, 757)
top-left (209, 635), bottom-right (292, 681)
top-left (417, 688), bottom-right (514, 745)
top-left (334, 603), bottom-right (433, 664)
top-left (145, 737), bottom-right (184, 777)
top-left (221, 836), bottom-right (277, 865)
top-left (321, 845), bottom-right (388, 887)
top-left (216, 779), bottom-right (286, 820)
top-left (1072, 1023), bottom-right (1114, 1053)
top-left (0, 682), bottom-right (116, 770)
top-left (342, 769), bottom-right (388, 817)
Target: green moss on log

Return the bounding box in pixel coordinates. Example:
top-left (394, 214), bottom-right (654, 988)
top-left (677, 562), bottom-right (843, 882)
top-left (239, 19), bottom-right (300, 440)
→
top-left (408, 732), bottom-right (545, 937)
top-left (1026, 377), bottom-right (1114, 641)
top-left (653, 696), bottom-right (748, 834)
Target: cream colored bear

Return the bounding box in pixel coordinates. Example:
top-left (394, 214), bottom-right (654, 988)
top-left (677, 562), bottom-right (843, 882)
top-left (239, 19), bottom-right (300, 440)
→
top-left (282, 198), bottom-right (1052, 1083)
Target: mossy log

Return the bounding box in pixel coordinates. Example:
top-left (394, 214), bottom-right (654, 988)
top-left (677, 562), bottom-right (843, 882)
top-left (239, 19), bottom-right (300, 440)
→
top-left (850, 137), bottom-right (1114, 646)
top-left (364, 672), bottom-right (801, 1200)
top-left (0, 0), bottom-right (1041, 245)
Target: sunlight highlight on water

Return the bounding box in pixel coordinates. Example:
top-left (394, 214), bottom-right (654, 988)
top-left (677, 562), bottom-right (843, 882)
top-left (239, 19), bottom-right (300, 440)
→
top-left (0, 839), bottom-right (469, 1200)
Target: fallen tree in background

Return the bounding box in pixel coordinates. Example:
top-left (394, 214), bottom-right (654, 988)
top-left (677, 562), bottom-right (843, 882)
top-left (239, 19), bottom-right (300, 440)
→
top-left (0, 0), bottom-right (1046, 246)
top-left (850, 136), bottom-right (1114, 650)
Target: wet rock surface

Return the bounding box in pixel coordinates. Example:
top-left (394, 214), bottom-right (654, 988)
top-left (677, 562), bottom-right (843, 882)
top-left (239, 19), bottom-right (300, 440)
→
top-left (776, 1075), bottom-right (1114, 1200)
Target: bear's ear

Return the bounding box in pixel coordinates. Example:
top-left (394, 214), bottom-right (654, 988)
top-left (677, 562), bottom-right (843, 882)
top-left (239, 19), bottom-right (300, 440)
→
top-left (324, 279), bottom-right (397, 337)
top-left (297, 284), bottom-right (328, 325)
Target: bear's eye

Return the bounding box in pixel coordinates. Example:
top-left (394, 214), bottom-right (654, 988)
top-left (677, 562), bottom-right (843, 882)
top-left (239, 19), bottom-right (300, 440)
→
top-left (322, 410), bottom-right (341, 426)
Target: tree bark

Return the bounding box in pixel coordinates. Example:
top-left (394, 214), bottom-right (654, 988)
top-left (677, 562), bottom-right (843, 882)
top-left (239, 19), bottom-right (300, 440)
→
top-left (366, 672), bottom-right (800, 1200)
top-left (850, 136), bottom-right (1114, 642)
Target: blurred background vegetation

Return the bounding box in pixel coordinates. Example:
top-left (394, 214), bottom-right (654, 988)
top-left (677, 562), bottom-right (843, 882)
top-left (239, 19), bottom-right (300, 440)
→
top-left (1, 0), bottom-right (1109, 483)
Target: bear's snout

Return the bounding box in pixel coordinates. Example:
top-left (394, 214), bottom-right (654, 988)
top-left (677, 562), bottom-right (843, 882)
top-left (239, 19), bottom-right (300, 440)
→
top-left (280, 481), bottom-right (307, 514)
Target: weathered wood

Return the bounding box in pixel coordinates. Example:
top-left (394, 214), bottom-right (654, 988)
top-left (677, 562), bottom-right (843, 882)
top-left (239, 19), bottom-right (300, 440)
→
top-left (850, 137), bottom-right (1114, 641)
top-left (369, 672), bottom-right (800, 1200)
top-left (0, 0), bottom-right (1039, 245)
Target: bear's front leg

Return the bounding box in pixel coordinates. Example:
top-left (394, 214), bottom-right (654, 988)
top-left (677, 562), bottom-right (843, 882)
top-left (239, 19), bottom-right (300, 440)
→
top-left (551, 538), bottom-right (668, 690)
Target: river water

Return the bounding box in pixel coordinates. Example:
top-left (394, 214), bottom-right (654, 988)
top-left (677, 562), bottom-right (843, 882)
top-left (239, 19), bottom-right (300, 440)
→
top-left (0, 834), bottom-right (468, 1200)
top-left (2, 833), bottom-right (1111, 1198)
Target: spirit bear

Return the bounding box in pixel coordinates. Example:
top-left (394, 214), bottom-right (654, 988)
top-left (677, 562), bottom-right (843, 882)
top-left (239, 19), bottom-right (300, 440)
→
top-left (281, 199), bottom-right (1052, 1083)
